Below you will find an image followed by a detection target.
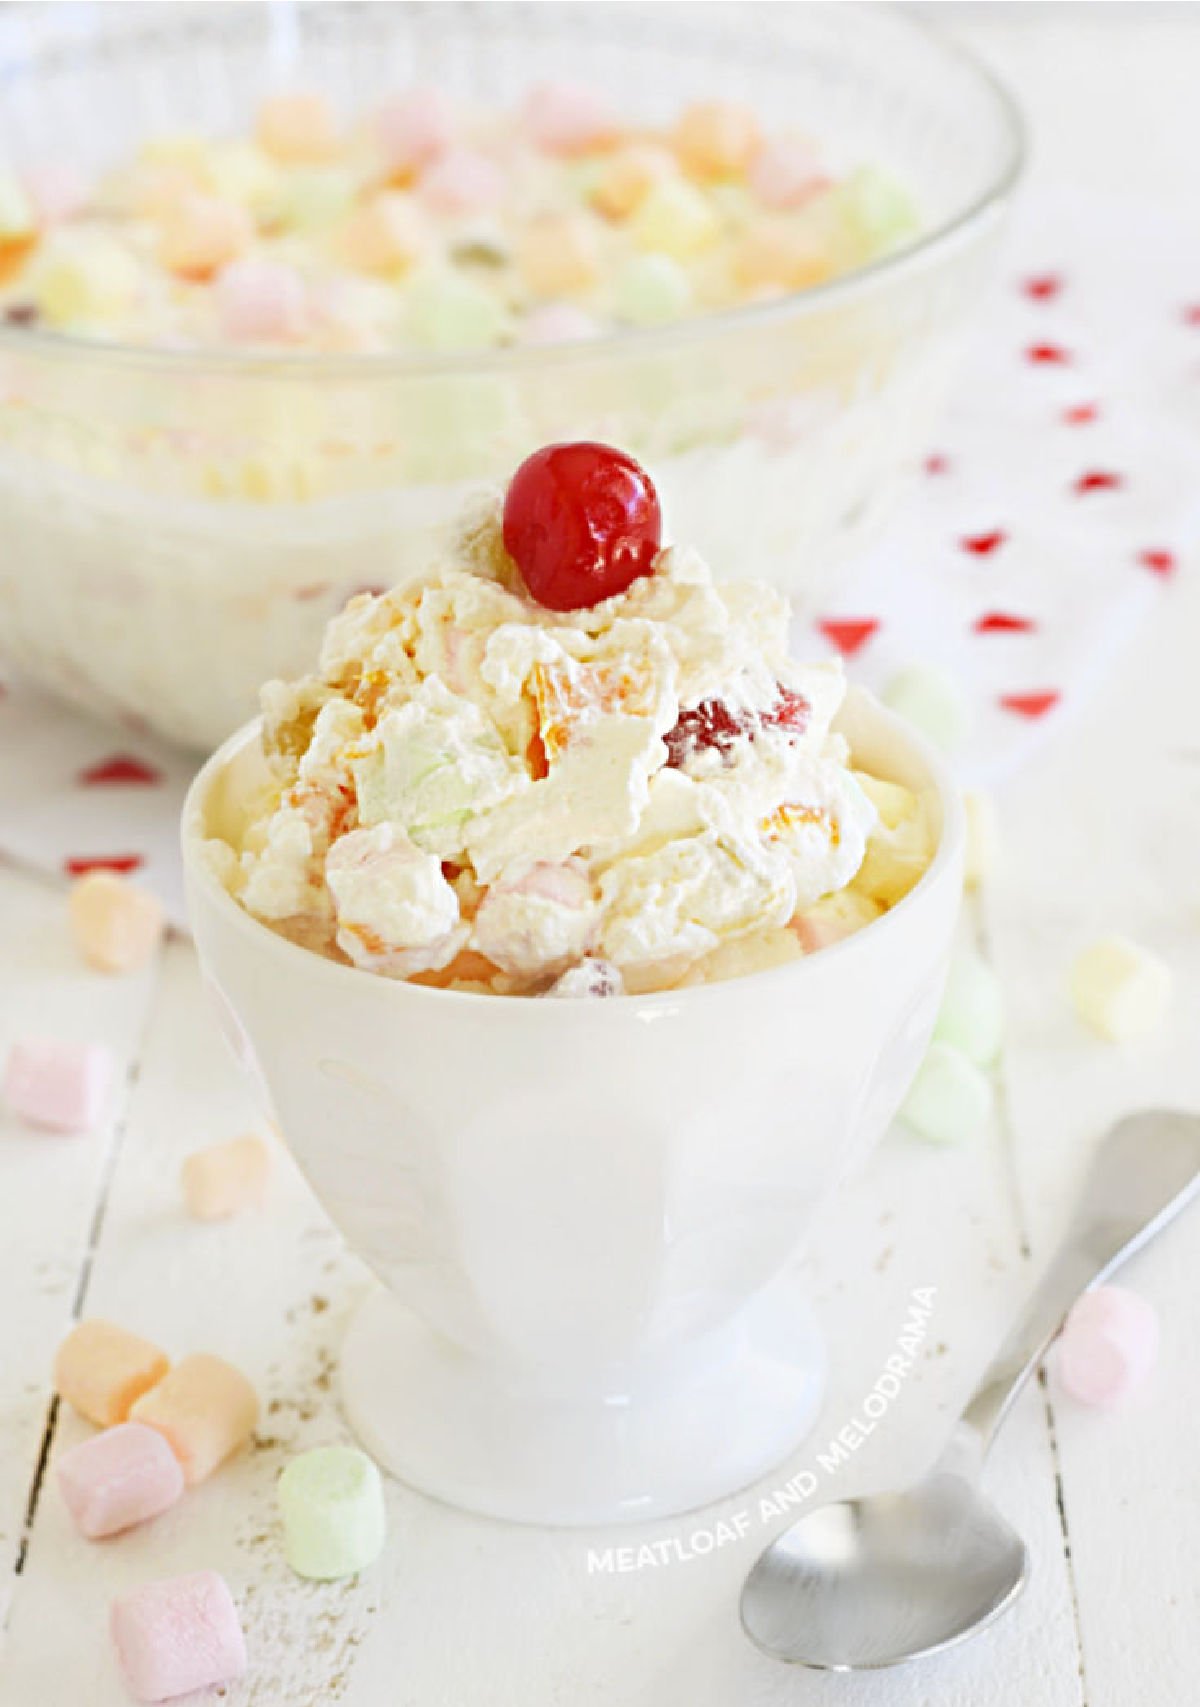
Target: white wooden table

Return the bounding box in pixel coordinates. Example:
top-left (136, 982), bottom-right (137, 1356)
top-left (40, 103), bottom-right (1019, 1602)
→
top-left (3, 10), bottom-right (1199, 1704)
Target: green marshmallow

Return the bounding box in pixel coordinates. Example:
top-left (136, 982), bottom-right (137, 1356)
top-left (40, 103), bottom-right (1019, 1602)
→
top-left (900, 1041), bottom-right (993, 1145)
top-left (406, 271), bottom-right (509, 351)
top-left (934, 951), bottom-right (1005, 1066)
top-left (277, 1445), bottom-right (386, 1581)
top-left (883, 665), bottom-right (972, 755)
top-left (614, 253), bottom-right (692, 327)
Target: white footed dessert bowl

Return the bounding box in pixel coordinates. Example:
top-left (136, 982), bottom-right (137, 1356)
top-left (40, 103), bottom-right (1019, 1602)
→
top-left (183, 687), bottom-right (964, 1526)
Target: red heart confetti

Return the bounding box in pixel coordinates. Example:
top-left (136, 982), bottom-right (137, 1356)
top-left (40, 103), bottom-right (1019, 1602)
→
top-left (64, 854), bottom-right (146, 877)
top-left (1182, 304), bottom-right (1200, 327)
top-left (1073, 470), bottom-right (1123, 495)
top-left (816, 617), bottom-right (880, 657)
top-left (1023, 274), bottom-right (1063, 302)
top-left (998, 691), bottom-right (1061, 720)
top-left (1138, 549), bottom-right (1176, 577)
top-left (924, 453), bottom-right (950, 476)
top-left (78, 754), bottom-right (164, 787)
top-left (975, 611), bottom-right (1037, 634)
top-left (960, 530), bottom-right (1007, 557)
top-left (1062, 402), bottom-right (1099, 426)
top-left (1027, 342), bottom-right (1072, 365)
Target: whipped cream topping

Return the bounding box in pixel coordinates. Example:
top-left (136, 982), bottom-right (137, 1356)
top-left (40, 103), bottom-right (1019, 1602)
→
top-left (219, 498), bottom-right (933, 994)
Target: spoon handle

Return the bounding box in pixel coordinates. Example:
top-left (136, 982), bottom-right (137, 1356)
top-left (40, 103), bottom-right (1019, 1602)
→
top-left (959, 1108), bottom-right (1200, 1450)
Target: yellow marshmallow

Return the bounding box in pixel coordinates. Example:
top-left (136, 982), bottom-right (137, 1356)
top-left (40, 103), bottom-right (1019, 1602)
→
top-left (674, 100), bottom-right (761, 182)
top-left (130, 1354), bottom-right (259, 1486)
top-left (54, 1319), bottom-right (170, 1428)
top-left (630, 177), bottom-right (719, 259)
top-left (68, 871), bottom-right (165, 974)
top-left (515, 213), bottom-right (599, 295)
top-left (182, 1134), bottom-right (272, 1221)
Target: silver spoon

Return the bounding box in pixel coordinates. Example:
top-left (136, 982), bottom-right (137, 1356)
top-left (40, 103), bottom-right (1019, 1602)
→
top-left (741, 1108), bottom-right (1200, 1671)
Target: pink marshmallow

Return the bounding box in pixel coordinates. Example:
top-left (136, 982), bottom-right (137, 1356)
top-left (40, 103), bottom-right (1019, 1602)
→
top-left (3, 1036), bottom-right (114, 1133)
top-left (376, 88), bottom-right (455, 174)
top-left (1057, 1285), bottom-right (1159, 1408)
top-left (215, 257), bottom-right (309, 343)
top-left (23, 162), bottom-right (88, 226)
top-left (749, 141), bottom-right (829, 210)
top-left (522, 82), bottom-right (616, 156)
top-left (520, 302), bottom-right (601, 345)
top-left (58, 1422), bottom-right (184, 1540)
top-left (111, 1571), bottom-right (246, 1703)
top-left (417, 148), bottom-right (504, 217)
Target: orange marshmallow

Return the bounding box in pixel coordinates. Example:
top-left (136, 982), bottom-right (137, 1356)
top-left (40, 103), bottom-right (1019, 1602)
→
top-left (515, 213), bottom-right (599, 296)
top-left (732, 220), bottom-right (832, 292)
top-left (181, 1134), bottom-right (271, 1221)
top-left (673, 100), bottom-right (761, 182)
top-left (257, 91), bottom-right (338, 164)
top-left (54, 1319), bottom-right (170, 1428)
top-left (130, 1354), bottom-right (259, 1485)
top-left (68, 871), bottom-right (165, 974)
top-left (587, 144), bottom-right (672, 221)
top-left (339, 193), bottom-right (428, 277)
top-left (159, 194), bottom-right (253, 280)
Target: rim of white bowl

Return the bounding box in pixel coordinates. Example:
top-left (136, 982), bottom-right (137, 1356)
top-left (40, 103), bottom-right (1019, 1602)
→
top-left (0, 6), bottom-right (1025, 380)
top-left (180, 686), bottom-right (967, 1015)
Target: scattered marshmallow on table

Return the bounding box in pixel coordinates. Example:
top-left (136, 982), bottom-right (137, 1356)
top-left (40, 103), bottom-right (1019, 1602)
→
top-left (1070, 934), bottom-right (1172, 1042)
top-left (934, 951), bottom-right (1005, 1066)
top-left (68, 871), bottom-right (165, 974)
top-left (130, 1353), bottom-right (258, 1485)
top-left (111, 1570), bottom-right (246, 1703)
top-left (900, 1041), bottom-right (993, 1145)
top-left (883, 664), bottom-right (972, 755)
top-left (54, 1319), bottom-right (170, 1428)
top-left (278, 1445), bottom-right (387, 1580)
top-left (181, 1133), bottom-right (271, 1221)
top-left (57, 1422), bottom-right (183, 1540)
top-left (4, 1036), bottom-right (114, 1133)
top-left (1057, 1286), bottom-right (1159, 1408)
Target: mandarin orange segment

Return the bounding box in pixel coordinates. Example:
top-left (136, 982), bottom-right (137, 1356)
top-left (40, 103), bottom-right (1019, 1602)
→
top-left (529, 658), bottom-right (656, 762)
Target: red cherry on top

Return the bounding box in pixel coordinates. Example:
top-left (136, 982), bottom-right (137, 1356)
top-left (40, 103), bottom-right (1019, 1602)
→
top-left (502, 442), bottom-right (662, 611)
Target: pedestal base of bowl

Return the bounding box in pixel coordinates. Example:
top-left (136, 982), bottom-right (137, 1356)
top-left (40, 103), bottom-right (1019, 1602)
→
top-left (339, 1272), bottom-right (826, 1527)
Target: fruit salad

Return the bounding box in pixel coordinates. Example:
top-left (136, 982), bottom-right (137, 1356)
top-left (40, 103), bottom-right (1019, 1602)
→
top-left (208, 443), bottom-right (936, 996)
top-left (0, 85), bottom-right (918, 352)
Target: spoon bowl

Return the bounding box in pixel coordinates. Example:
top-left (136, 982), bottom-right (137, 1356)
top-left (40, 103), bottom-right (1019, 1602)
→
top-left (741, 1468), bottom-right (1028, 1669)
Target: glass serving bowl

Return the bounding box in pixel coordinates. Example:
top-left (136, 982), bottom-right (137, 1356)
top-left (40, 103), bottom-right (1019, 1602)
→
top-left (0, 2), bottom-right (1023, 750)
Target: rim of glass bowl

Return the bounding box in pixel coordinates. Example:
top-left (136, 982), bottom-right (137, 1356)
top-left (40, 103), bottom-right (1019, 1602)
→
top-left (0, 4), bottom-right (1025, 381)
top-left (182, 687), bottom-right (966, 1014)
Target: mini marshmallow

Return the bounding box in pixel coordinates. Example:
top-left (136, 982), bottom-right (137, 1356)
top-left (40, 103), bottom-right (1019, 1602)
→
top-left (4, 1037), bottom-right (114, 1133)
top-left (933, 951), bottom-right (1005, 1066)
top-left (732, 220), bottom-right (831, 291)
top-left (963, 788), bottom-right (999, 889)
top-left (376, 88), bottom-right (455, 175)
top-left (159, 194), bottom-right (253, 279)
top-left (630, 176), bottom-right (719, 259)
top-left (1070, 935), bottom-right (1172, 1042)
top-left (613, 252), bottom-right (691, 326)
top-left (515, 213), bottom-right (599, 297)
top-left (418, 148), bottom-right (504, 218)
top-left (111, 1570), bottom-right (246, 1703)
top-left (277, 1445), bottom-right (386, 1580)
top-left (519, 302), bottom-right (600, 345)
top-left (1057, 1286), bottom-right (1159, 1408)
top-left (588, 144), bottom-right (672, 221)
top-left (33, 233), bottom-right (141, 324)
top-left (673, 100), bottom-right (761, 181)
top-left (215, 257), bottom-right (309, 342)
top-left (22, 162), bottom-right (88, 226)
top-left (54, 1319), bottom-right (170, 1427)
top-left (257, 90), bottom-right (338, 163)
top-left (181, 1133), bottom-right (271, 1221)
top-left (130, 1353), bottom-right (258, 1485)
top-left (68, 871), bottom-right (165, 974)
top-left (749, 140), bottom-right (827, 210)
top-left (406, 271), bottom-right (507, 351)
top-left (57, 1422), bottom-right (184, 1540)
top-left (522, 82), bottom-right (616, 156)
top-left (883, 665), bottom-right (972, 754)
top-left (339, 194), bottom-right (428, 277)
top-left (900, 1041), bottom-right (993, 1145)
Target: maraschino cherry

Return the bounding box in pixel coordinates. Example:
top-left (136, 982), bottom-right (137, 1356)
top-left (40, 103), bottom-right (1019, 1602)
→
top-left (502, 442), bottom-right (662, 611)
